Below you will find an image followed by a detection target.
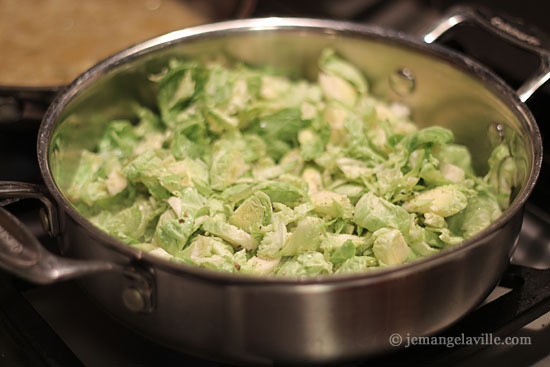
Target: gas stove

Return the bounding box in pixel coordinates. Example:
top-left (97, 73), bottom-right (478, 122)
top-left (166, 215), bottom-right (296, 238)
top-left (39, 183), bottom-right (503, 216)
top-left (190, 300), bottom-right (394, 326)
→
top-left (1, 1), bottom-right (550, 366)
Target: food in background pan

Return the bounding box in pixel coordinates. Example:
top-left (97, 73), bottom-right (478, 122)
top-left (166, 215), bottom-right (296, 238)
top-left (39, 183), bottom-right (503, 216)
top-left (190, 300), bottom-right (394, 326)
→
top-left (0, 0), bottom-right (221, 86)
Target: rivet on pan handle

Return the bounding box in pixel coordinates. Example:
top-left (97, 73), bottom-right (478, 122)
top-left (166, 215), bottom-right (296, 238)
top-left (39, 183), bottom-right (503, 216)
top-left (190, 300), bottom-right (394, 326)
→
top-left (423, 5), bottom-right (550, 103)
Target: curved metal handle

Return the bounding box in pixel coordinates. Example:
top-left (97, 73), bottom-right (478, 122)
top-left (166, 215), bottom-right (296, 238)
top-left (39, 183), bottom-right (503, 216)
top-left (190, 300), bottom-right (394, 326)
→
top-left (0, 86), bottom-right (60, 124)
top-left (0, 181), bottom-right (121, 284)
top-left (0, 181), bottom-right (156, 312)
top-left (0, 206), bottom-right (120, 284)
top-left (423, 6), bottom-right (550, 103)
top-left (0, 181), bottom-right (59, 236)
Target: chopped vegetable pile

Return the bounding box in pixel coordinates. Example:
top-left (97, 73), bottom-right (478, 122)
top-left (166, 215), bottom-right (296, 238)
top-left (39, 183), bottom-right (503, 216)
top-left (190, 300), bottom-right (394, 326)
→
top-left (65, 49), bottom-right (518, 276)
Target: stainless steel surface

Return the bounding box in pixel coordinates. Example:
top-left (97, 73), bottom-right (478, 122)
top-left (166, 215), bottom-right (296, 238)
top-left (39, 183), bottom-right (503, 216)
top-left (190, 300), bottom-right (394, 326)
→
top-left (13, 202), bottom-right (549, 367)
top-left (0, 15), bottom-right (543, 364)
top-left (0, 207), bottom-right (118, 284)
top-left (122, 288), bottom-right (147, 313)
top-left (388, 68), bottom-right (416, 96)
top-left (0, 183), bottom-right (154, 285)
top-left (120, 265), bottom-right (156, 314)
top-left (64, 210), bottom-right (523, 364)
top-left (0, 182), bottom-right (156, 294)
top-left (424, 6), bottom-right (550, 103)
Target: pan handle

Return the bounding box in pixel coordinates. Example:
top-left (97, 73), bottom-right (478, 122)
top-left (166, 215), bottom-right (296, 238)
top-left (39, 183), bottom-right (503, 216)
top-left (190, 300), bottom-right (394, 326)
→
top-left (0, 181), bottom-right (156, 313)
top-left (0, 181), bottom-right (121, 284)
top-left (0, 86), bottom-right (61, 125)
top-left (423, 5), bottom-right (550, 103)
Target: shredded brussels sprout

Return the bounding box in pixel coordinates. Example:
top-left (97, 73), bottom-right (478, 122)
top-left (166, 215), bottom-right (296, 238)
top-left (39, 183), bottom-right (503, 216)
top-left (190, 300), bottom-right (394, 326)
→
top-left (64, 49), bottom-right (516, 276)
